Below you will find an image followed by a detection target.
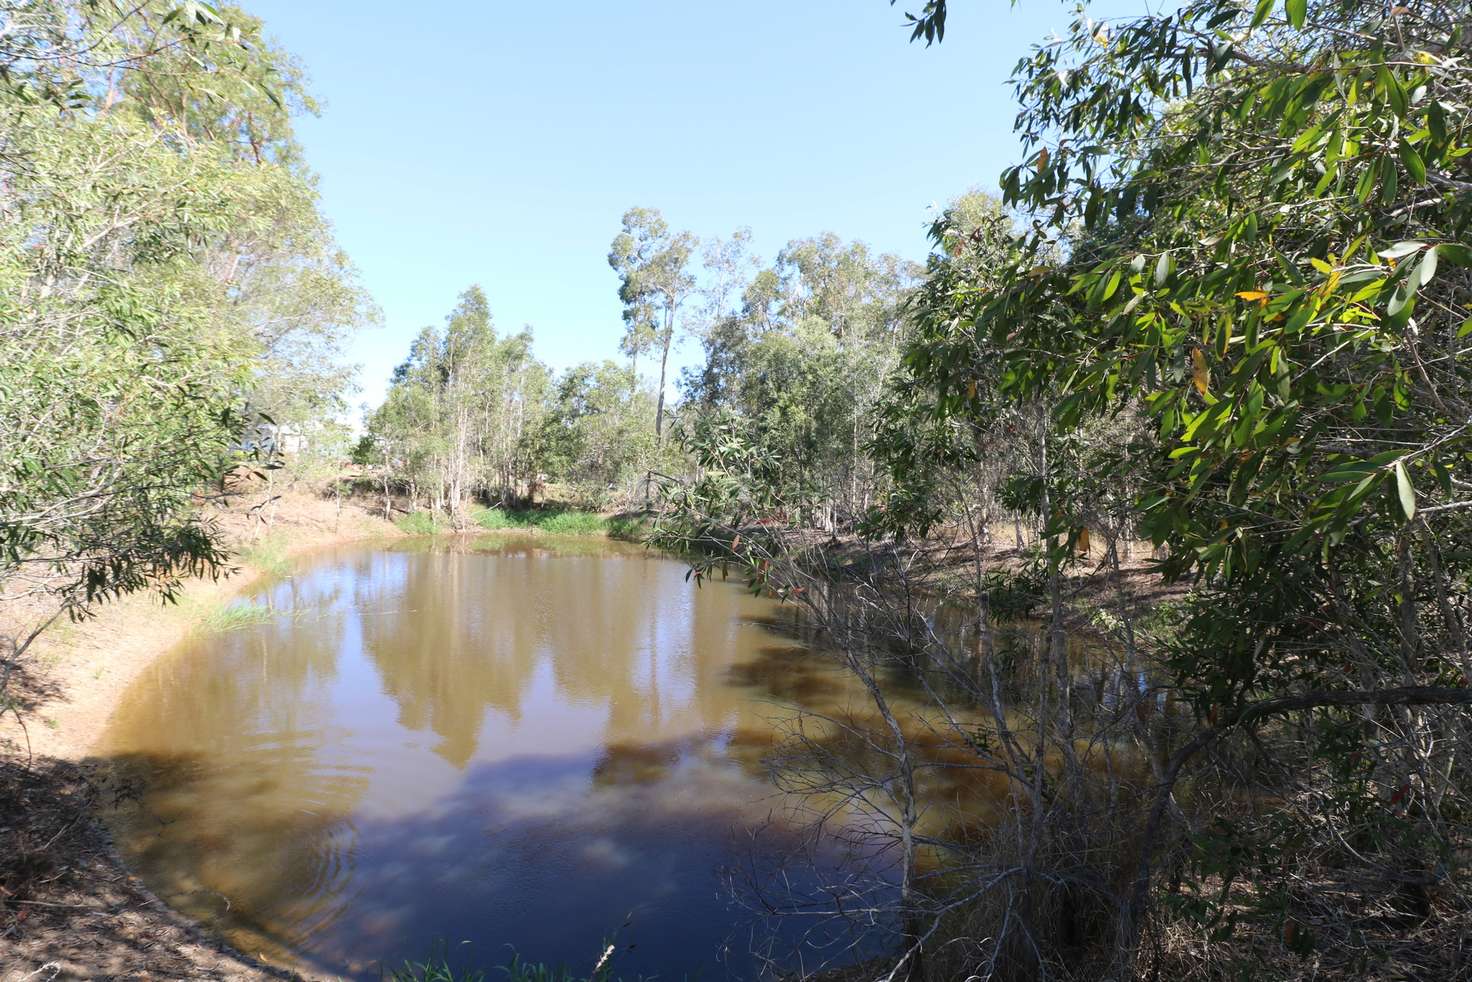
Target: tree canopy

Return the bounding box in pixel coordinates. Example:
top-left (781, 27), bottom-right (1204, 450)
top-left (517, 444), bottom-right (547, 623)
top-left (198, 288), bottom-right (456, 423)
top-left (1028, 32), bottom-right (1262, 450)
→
top-left (0, 1), bottom-right (371, 620)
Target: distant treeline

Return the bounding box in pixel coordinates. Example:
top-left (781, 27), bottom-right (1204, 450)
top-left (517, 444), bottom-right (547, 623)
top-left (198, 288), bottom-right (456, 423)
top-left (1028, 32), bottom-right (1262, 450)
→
top-left (358, 217), bottom-right (922, 523)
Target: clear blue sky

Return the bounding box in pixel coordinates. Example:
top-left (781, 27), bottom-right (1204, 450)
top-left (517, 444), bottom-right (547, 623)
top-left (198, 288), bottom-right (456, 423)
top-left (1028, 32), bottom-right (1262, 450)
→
top-left (246, 0), bottom-right (1118, 416)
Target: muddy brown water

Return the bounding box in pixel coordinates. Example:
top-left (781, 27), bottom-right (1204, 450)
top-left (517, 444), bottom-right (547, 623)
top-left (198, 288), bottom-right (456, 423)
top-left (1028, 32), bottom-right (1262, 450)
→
top-left (100, 537), bottom-right (935, 980)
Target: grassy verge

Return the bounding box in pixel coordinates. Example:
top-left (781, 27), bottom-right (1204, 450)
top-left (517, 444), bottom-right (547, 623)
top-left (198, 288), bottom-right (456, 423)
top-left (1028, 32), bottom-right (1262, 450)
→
top-left (472, 507), bottom-right (605, 535)
top-left (395, 511), bottom-right (449, 535)
top-left (393, 507), bottom-right (621, 538)
top-left (391, 506), bottom-right (655, 541)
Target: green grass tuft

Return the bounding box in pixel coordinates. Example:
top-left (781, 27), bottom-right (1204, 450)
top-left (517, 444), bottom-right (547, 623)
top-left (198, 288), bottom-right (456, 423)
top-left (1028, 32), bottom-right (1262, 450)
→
top-left (395, 511), bottom-right (446, 535)
top-left (198, 602), bottom-right (275, 634)
top-left (470, 506), bottom-right (518, 530)
top-left (387, 952), bottom-right (624, 982)
top-left (386, 955), bottom-right (485, 982)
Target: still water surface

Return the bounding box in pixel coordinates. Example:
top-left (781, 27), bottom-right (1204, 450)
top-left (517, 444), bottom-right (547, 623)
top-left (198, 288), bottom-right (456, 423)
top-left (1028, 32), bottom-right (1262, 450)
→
top-left (102, 537), bottom-right (893, 979)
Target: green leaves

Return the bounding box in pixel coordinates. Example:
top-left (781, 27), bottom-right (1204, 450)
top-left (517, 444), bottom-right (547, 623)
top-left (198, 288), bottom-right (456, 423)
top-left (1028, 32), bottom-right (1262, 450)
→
top-left (956, 0), bottom-right (1472, 586)
top-left (1379, 155), bottom-right (1399, 205)
top-left (1376, 241), bottom-right (1426, 261)
top-left (1376, 63), bottom-right (1408, 117)
top-left (1354, 160), bottom-right (1377, 204)
top-left (1386, 276), bottom-right (1417, 326)
top-left (1394, 461), bottom-right (1416, 521)
top-left (1155, 252), bottom-right (1175, 288)
top-left (893, 0), bottom-right (947, 45)
top-left (0, 2), bottom-right (373, 615)
top-left (1398, 141), bottom-right (1427, 185)
top-left (164, 1), bottom-right (225, 28)
top-left (1415, 246), bottom-right (1438, 287)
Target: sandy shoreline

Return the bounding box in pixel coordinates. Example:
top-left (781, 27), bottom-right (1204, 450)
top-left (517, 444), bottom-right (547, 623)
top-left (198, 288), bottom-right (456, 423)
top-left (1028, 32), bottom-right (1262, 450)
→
top-left (1, 488), bottom-right (402, 980)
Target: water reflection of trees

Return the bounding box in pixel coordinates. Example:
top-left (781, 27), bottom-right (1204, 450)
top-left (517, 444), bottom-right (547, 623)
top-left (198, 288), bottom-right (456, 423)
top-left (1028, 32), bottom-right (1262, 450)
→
top-left (360, 540), bottom-right (768, 767)
top-left (104, 541), bottom-right (953, 978)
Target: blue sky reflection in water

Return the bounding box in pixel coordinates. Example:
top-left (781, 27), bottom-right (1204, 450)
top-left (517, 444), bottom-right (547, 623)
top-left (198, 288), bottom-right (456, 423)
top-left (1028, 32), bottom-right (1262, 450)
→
top-left (100, 539), bottom-right (905, 979)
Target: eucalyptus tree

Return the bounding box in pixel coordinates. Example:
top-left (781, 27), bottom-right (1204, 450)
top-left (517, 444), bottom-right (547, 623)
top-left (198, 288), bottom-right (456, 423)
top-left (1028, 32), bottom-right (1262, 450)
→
top-left (649, 1), bottom-right (1472, 975)
top-left (0, 0), bottom-right (256, 110)
top-left (0, 0), bottom-right (369, 666)
top-left (364, 288), bottom-right (553, 517)
top-left (115, 6), bottom-right (378, 470)
top-left (679, 231), bottom-right (918, 528)
top-left (534, 361), bottom-right (660, 506)
top-left (607, 207), bottom-right (697, 439)
top-left (886, 0), bottom-right (1472, 974)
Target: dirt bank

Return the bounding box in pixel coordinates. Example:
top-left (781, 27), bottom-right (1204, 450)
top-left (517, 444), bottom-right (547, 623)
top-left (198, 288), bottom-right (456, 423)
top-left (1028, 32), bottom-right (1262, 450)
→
top-left (1, 483), bottom-right (402, 980)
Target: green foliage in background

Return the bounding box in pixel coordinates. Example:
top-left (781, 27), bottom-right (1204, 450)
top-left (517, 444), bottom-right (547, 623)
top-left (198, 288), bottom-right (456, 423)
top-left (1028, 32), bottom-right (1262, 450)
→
top-left (678, 230), bottom-right (920, 530)
top-left (532, 361), bottom-right (662, 508)
top-left (395, 512), bottom-right (448, 536)
top-left (363, 287), bottom-right (552, 521)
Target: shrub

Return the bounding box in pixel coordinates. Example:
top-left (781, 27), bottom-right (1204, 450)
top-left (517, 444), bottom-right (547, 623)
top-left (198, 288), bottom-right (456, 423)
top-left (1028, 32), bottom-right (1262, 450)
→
top-left (603, 514), bottom-right (649, 542)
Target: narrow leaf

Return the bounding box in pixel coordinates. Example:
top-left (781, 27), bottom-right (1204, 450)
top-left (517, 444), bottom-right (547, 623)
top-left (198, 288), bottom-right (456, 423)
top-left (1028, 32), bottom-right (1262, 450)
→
top-left (1155, 252), bottom-right (1174, 287)
top-left (1394, 461), bottom-right (1416, 520)
top-left (1191, 348), bottom-right (1211, 397)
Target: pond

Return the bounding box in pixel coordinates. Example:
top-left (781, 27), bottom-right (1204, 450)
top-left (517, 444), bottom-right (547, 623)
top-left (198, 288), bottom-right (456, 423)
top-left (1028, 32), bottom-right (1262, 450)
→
top-left (100, 537), bottom-right (913, 980)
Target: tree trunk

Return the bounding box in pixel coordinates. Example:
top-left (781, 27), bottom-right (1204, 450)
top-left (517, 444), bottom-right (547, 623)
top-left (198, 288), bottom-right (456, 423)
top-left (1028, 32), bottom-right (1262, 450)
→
top-left (655, 305), bottom-right (673, 440)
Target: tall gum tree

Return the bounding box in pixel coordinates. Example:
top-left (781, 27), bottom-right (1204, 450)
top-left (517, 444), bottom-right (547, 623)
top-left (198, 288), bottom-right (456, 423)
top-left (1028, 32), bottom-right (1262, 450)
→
top-left (608, 207), bottom-right (696, 440)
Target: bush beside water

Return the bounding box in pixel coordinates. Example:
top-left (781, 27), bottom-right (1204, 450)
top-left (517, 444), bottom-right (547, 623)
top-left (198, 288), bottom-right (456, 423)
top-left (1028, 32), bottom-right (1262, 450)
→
top-left (473, 507), bottom-right (606, 535)
top-left (393, 507), bottom-right (620, 537)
